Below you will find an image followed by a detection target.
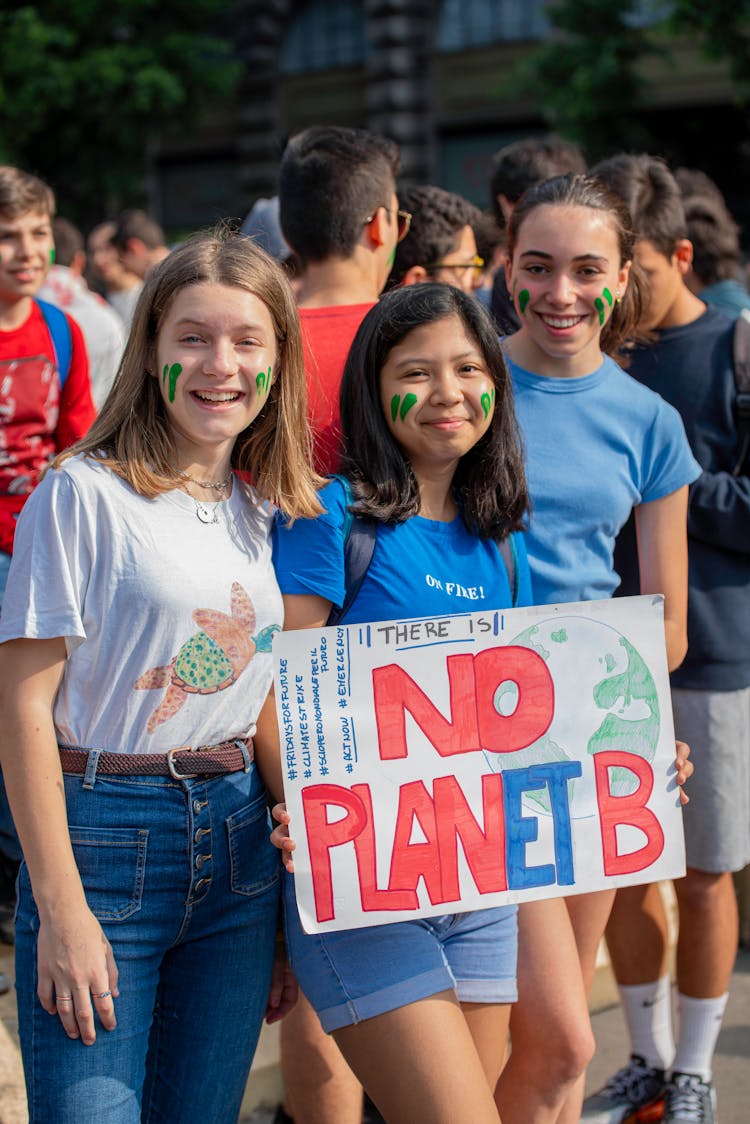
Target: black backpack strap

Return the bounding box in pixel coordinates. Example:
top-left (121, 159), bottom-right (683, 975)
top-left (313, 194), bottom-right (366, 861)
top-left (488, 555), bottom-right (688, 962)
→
top-left (732, 312), bottom-right (750, 477)
top-left (325, 477), bottom-right (378, 626)
top-left (498, 535), bottom-right (519, 607)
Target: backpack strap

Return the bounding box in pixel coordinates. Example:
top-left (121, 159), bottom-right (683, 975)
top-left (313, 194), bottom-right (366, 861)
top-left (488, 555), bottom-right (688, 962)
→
top-left (325, 476), bottom-right (378, 627)
top-left (35, 299), bottom-right (72, 389)
top-left (498, 534), bottom-right (519, 608)
top-left (732, 312), bottom-right (750, 477)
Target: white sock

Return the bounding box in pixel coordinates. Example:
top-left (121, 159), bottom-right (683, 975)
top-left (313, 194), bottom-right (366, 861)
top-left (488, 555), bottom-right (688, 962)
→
top-left (671, 992), bottom-right (729, 1083)
top-left (618, 975), bottom-right (675, 1070)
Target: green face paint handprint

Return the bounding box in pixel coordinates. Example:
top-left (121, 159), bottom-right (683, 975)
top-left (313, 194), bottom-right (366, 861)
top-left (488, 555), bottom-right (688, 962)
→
top-left (594, 287), bottom-right (614, 327)
top-left (480, 387), bottom-right (495, 419)
top-left (518, 289), bottom-right (530, 316)
top-left (256, 366), bottom-right (272, 396)
top-left (389, 393), bottom-right (418, 422)
top-left (162, 362), bottom-right (182, 403)
top-left (399, 393), bottom-right (417, 421)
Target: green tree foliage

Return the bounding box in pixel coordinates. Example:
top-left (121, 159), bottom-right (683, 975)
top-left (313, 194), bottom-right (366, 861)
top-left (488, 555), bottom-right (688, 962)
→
top-left (0, 2), bottom-right (239, 225)
top-left (515, 0), bottom-right (750, 161)
top-left (669, 0), bottom-right (750, 101)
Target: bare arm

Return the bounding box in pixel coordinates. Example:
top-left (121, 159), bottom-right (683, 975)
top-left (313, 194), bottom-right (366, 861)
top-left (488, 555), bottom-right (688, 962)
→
top-left (253, 594), bottom-right (332, 866)
top-left (635, 486), bottom-right (689, 672)
top-left (0, 637), bottom-right (118, 1044)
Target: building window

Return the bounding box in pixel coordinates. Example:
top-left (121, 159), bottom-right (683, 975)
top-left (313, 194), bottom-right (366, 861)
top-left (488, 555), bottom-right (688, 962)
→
top-left (436, 0), bottom-right (550, 50)
top-left (280, 0), bottom-right (368, 75)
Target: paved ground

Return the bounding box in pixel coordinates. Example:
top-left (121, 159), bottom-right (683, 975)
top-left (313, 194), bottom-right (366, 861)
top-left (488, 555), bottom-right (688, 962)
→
top-left (1, 941), bottom-right (747, 1122)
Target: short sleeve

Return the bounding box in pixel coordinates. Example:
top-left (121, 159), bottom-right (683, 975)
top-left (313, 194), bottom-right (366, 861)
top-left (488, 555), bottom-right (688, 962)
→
top-left (639, 401), bottom-right (701, 503)
top-left (0, 467), bottom-right (92, 651)
top-left (272, 479), bottom-right (348, 606)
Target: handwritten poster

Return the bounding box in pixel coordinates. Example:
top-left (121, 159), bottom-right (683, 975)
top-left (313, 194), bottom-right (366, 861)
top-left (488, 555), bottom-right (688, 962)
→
top-left (273, 595), bottom-right (685, 934)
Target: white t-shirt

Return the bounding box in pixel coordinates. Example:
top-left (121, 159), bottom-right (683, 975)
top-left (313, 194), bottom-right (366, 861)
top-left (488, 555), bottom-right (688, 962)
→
top-left (38, 266), bottom-right (126, 410)
top-left (0, 456), bottom-right (283, 754)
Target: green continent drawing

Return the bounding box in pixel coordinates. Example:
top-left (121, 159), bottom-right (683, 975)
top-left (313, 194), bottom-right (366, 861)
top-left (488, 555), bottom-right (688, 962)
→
top-left (483, 617), bottom-right (660, 815)
top-left (588, 636), bottom-right (660, 791)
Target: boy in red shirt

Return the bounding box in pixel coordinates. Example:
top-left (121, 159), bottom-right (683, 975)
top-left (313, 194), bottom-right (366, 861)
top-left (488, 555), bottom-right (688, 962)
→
top-left (0, 166), bottom-right (95, 593)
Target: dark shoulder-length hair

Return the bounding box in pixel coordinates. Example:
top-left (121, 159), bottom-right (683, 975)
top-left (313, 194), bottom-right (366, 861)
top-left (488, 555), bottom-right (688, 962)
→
top-left (339, 283), bottom-right (529, 540)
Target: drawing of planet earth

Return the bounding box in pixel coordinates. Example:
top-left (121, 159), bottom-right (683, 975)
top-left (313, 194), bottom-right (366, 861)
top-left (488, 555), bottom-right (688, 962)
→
top-left (484, 615), bottom-right (660, 819)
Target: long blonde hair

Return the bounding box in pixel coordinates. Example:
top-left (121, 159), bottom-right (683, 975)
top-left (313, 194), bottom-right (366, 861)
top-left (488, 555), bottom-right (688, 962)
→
top-left (57, 228), bottom-right (322, 519)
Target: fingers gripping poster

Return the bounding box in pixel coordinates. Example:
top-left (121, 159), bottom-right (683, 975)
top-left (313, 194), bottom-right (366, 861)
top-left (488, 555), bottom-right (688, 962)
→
top-left (273, 596), bottom-right (685, 934)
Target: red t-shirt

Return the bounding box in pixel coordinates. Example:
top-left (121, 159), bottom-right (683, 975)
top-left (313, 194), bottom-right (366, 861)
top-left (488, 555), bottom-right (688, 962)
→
top-left (0, 301), bottom-right (96, 553)
top-left (300, 303), bottom-right (375, 475)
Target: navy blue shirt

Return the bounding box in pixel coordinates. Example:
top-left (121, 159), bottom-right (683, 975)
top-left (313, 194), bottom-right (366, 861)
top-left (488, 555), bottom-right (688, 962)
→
top-left (615, 306), bottom-right (750, 690)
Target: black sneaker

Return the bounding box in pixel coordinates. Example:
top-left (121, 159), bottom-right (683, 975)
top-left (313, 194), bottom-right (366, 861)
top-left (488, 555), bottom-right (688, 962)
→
top-left (581, 1054), bottom-right (666, 1123)
top-left (662, 1073), bottom-right (716, 1123)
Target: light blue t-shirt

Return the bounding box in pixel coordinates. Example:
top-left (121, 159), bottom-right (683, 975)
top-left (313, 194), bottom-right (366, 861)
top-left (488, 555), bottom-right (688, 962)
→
top-left (508, 354), bottom-right (701, 605)
top-left (273, 478), bottom-right (532, 622)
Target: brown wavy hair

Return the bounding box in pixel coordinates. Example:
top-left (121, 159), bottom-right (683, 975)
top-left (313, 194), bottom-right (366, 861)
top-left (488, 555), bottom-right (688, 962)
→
top-left (56, 228), bottom-right (322, 519)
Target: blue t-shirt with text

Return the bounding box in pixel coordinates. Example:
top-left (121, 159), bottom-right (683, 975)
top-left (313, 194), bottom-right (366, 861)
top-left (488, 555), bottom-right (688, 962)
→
top-left (272, 478), bottom-right (532, 623)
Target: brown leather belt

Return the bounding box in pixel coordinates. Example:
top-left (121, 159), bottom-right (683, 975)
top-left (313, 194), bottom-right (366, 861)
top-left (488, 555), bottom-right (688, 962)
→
top-left (59, 738), bottom-right (254, 780)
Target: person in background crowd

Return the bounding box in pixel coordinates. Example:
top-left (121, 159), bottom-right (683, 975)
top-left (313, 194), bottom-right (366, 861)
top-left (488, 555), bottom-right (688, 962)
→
top-left (278, 124), bottom-right (404, 478)
top-left (111, 208), bottom-right (170, 280)
top-left (38, 217), bottom-right (126, 409)
top-left (87, 220), bottom-right (144, 330)
top-left (471, 209), bottom-right (507, 311)
top-left (671, 172), bottom-right (750, 318)
top-left (583, 151), bottom-right (750, 1124)
top-left (387, 183), bottom-right (484, 295)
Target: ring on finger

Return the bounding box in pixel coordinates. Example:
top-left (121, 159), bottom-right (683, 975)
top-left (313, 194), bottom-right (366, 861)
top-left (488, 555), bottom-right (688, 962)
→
top-left (94, 990), bottom-right (112, 999)
top-left (56, 995), bottom-right (73, 1002)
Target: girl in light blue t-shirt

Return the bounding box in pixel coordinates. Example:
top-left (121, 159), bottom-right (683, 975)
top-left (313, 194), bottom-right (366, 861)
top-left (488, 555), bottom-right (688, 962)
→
top-left (494, 172), bottom-right (698, 1124)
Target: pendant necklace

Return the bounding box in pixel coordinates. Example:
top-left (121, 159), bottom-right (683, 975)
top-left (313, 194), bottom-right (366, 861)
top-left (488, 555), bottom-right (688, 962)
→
top-left (179, 476), bottom-right (230, 525)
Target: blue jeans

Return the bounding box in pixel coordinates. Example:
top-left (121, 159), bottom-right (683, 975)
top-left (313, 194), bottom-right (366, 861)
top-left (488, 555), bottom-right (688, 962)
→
top-left (15, 760), bottom-right (280, 1123)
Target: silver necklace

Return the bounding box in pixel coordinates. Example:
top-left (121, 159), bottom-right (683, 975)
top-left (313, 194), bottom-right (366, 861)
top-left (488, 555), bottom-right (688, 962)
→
top-left (174, 467), bottom-right (233, 491)
top-left (181, 480), bottom-right (225, 525)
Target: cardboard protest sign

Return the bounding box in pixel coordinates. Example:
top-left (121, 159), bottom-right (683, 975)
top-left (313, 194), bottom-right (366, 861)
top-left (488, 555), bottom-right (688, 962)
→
top-left (274, 595), bottom-right (685, 934)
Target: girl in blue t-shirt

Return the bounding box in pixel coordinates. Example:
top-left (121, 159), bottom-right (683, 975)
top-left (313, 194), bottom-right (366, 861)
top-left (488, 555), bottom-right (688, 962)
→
top-left (264, 282), bottom-right (531, 1122)
top-left (492, 173), bottom-right (698, 1124)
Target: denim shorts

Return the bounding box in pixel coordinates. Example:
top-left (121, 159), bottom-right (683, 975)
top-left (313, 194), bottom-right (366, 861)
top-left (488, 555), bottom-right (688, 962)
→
top-left (15, 760), bottom-right (280, 1124)
top-left (283, 873), bottom-right (517, 1032)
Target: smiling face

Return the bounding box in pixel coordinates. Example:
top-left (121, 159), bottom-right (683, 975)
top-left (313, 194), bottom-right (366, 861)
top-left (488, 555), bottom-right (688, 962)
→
top-left (507, 203), bottom-right (630, 378)
top-left (0, 209), bottom-right (54, 312)
top-left (379, 313), bottom-right (495, 480)
top-left (154, 282), bottom-right (278, 472)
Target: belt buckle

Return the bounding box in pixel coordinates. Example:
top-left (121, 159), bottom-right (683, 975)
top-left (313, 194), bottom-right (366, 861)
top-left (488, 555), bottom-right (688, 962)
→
top-left (167, 746), bottom-right (199, 780)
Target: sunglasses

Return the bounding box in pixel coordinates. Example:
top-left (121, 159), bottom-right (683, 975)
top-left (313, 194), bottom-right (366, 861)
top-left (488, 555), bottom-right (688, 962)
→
top-left (363, 208), bottom-right (413, 243)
